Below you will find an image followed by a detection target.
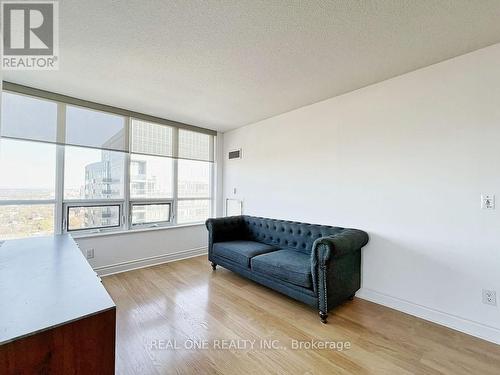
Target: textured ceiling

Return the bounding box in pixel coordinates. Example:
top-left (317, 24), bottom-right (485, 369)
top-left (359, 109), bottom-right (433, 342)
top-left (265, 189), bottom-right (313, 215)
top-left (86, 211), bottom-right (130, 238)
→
top-left (4, 1), bottom-right (500, 132)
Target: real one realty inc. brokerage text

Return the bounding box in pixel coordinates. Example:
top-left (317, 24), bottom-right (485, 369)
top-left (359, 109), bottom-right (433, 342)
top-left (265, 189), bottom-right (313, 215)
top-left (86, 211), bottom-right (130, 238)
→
top-left (148, 339), bottom-right (352, 351)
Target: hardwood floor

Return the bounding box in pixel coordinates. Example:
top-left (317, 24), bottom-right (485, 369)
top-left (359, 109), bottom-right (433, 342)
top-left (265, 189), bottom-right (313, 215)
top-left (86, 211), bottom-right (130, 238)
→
top-left (103, 255), bottom-right (500, 375)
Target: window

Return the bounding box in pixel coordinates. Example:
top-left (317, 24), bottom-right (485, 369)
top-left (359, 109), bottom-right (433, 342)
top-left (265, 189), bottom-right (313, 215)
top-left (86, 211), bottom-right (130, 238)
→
top-left (131, 203), bottom-right (171, 226)
top-left (0, 138), bottom-right (57, 239)
top-left (1, 92), bottom-right (58, 143)
top-left (63, 144), bottom-right (126, 233)
top-left (130, 154), bottom-right (173, 199)
top-left (129, 119), bottom-right (174, 227)
top-left (0, 139), bottom-right (57, 200)
top-left (177, 159), bottom-right (212, 223)
top-left (0, 89), bottom-right (216, 239)
top-left (178, 129), bottom-right (212, 161)
top-left (178, 159), bottom-right (211, 198)
top-left (0, 204), bottom-right (54, 240)
top-left (64, 146), bottom-right (126, 200)
top-left (67, 205), bottom-right (121, 231)
top-left (177, 200), bottom-right (210, 224)
top-left (131, 120), bottom-right (173, 157)
top-left (176, 130), bottom-right (213, 224)
top-left (66, 106), bottom-right (127, 151)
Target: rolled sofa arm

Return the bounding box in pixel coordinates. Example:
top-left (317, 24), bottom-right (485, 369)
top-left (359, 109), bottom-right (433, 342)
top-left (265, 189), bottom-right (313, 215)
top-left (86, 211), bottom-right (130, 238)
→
top-left (205, 216), bottom-right (244, 246)
top-left (311, 229), bottom-right (369, 266)
top-left (311, 229), bottom-right (369, 309)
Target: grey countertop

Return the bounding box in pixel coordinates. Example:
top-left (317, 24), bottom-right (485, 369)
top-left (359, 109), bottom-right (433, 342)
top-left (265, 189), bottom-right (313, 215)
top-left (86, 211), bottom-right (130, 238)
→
top-left (0, 235), bottom-right (115, 345)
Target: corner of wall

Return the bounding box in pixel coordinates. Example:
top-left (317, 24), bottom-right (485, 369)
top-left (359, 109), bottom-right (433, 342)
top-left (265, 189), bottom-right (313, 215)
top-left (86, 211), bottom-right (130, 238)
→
top-left (215, 131), bottom-right (224, 217)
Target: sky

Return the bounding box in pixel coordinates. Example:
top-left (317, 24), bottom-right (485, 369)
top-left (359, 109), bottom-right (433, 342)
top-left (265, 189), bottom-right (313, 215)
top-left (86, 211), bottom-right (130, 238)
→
top-left (0, 138), bottom-right (56, 190)
top-left (0, 139), bottom-right (119, 192)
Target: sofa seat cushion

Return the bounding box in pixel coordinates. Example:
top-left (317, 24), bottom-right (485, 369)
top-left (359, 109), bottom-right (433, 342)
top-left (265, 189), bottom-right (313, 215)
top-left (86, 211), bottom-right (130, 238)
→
top-left (212, 241), bottom-right (278, 267)
top-left (251, 250), bottom-right (312, 289)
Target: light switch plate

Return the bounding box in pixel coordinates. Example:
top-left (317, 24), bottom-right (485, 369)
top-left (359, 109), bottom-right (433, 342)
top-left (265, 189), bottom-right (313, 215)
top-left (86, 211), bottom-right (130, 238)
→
top-left (481, 194), bottom-right (495, 209)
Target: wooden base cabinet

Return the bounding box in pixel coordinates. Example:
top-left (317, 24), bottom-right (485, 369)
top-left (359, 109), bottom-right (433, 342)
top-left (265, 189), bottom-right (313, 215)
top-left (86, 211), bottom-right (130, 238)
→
top-left (0, 235), bottom-right (117, 374)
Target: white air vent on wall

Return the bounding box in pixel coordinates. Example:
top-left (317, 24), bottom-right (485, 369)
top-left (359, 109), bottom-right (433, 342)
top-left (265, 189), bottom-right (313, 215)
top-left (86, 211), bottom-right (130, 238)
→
top-left (228, 149), bottom-right (241, 160)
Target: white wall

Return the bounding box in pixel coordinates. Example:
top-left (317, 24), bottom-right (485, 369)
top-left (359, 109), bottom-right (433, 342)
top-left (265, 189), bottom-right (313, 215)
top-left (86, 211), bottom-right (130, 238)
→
top-left (222, 44), bottom-right (500, 343)
top-left (76, 224), bottom-right (207, 276)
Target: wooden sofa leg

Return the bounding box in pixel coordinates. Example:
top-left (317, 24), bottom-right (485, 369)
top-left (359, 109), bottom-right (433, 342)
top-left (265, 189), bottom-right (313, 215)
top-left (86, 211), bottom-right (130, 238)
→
top-left (348, 294), bottom-right (355, 301)
top-left (319, 311), bottom-right (328, 324)
top-left (211, 262), bottom-right (217, 271)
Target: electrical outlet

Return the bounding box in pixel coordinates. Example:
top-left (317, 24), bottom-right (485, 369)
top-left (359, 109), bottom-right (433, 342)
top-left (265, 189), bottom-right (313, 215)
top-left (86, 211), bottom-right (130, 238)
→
top-left (481, 194), bottom-right (495, 209)
top-left (482, 289), bottom-right (497, 306)
top-left (86, 248), bottom-right (95, 259)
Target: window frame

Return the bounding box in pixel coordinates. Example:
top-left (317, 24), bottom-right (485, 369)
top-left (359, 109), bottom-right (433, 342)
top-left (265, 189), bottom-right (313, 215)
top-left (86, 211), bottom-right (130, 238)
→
top-left (61, 142), bottom-right (128, 235)
top-left (63, 201), bottom-right (123, 233)
top-left (1, 88), bottom-right (216, 240)
top-left (128, 119), bottom-right (176, 229)
top-left (129, 200), bottom-right (173, 228)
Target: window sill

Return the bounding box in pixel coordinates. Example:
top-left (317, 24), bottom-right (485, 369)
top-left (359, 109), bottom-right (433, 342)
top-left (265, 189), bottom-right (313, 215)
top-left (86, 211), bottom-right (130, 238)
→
top-left (70, 222), bottom-right (206, 239)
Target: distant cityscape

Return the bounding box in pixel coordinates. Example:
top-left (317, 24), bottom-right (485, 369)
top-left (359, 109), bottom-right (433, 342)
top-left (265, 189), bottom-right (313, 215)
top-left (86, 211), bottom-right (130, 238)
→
top-left (0, 188), bottom-right (55, 201)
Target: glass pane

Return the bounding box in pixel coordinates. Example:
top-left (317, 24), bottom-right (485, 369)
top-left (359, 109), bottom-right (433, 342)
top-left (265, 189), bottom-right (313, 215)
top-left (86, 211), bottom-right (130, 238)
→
top-left (67, 205), bottom-right (120, 231)
top-left (130, 154), bottom-right (173, 199)
top-left (177, 160), bottom-right (211, 198)
top-left (64, 146), bottom-right (125, 200)
top-left (0, 204), bottom-right (54, 240)
top-left (131, 204), bottom-right (171, 225)
top-left (130, 119), bottom-right (173, 157)
top-left (66, 106), bottom-right (126, 151)
top-left (0, 139), bottom-right (56, 200)
top-left (1, 92), bottom-right (58, 143)
top-left (178, 129), bottom-right (213, 161)
top-left (177, 200), bottom-right (210, 224)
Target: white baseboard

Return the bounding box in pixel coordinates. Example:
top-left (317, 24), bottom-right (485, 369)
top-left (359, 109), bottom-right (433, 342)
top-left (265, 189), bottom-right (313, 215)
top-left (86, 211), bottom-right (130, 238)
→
top-left (356, 288), bottom-right (500, 345)
top-left (94, 247), bottom-right (208, 277)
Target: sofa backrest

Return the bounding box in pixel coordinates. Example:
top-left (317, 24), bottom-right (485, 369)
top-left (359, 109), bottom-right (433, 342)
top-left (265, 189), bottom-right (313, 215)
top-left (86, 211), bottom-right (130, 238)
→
top-left (241, 216), bottom-right (344, 254)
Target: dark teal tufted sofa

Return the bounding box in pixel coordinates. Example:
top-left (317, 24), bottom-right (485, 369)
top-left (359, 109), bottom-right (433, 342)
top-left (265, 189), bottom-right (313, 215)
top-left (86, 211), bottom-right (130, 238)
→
top-left (205, 215), bottom-right (369, 323)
